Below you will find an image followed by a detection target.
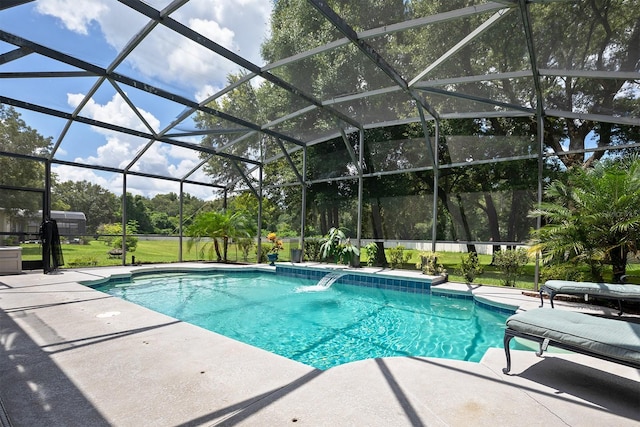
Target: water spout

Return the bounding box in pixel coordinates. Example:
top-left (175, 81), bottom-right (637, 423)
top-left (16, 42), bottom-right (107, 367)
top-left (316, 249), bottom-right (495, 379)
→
top-left (295, 271), bottom-right (347, 292)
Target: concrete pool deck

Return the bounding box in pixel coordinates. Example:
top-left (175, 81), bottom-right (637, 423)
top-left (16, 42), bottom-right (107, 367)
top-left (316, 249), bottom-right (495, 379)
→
top-left (0, 263), bottom-right (638, 426)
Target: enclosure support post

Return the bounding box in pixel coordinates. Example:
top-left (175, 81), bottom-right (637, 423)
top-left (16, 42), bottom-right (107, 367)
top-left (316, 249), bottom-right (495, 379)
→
top-left (257, 165), bottom-right (263, 262)
top-left (223, 189), bottom-right (228, 211)
top-left (356, 129), bottom-right (364, 255)
top-left (44, 159), bottom-right (51, 221)
top-left (534, 114), bottom-right (544, 290)
top-left (432, 120), bottom-right (440, 253)
top-left (519, 0), bottom-right (545, 291)
top-left (300, 146), bottom-right (307, 255)
top-left (178, 181), bottom-right (184, 262)
top-left (43, 159), bottom-right (52, 273)
top-left (121, 173), bottom-right (127, 266)
top-left (417, 103), bottom-right (439, 253)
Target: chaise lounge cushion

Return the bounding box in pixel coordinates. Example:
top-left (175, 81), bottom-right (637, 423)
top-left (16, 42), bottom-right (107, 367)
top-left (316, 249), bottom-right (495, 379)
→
top-left (506, 308), bottom-right (640, 365)
top-left (544, 280), bottom-right (640, 299)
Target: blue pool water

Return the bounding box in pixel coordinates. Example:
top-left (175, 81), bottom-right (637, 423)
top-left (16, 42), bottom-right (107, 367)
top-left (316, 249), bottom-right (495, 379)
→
top-left (92, 270), bottom-right (512, 370)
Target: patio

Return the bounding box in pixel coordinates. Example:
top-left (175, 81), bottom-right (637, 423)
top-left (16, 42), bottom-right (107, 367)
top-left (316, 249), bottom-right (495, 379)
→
top-left (1, 264), bottom-right (638, 426)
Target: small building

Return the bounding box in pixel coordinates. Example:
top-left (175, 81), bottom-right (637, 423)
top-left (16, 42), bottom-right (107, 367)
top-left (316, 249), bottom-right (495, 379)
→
top-left (47, 210), bottom-right (87, 237)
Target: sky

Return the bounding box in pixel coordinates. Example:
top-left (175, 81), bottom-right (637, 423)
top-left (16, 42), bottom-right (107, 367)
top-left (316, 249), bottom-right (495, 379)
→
top-left (1, 0), bottom-right (273, 200)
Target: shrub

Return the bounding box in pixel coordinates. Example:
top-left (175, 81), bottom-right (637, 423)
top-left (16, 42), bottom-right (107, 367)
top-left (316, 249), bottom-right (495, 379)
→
top-left (363, 242), bottom-right (378, 267)
top-left (257, 244), bottom-right (270, 263)
top-left (236, 237), bottom-right (254, 262)
top-left (388, 245), bottom-right (412, 269)
top-left (112, 235), bottom-right (138, 252)
top-left (416, 251), bottom-right (446, 275)
top-left (67, 256), bottom-right (98, 267)
top-left (4, 236), bottom-right (19, 245)
top-left (457, 252), bottom-right (483, 283)
top-left (493, 248), bottom-right (529, 286)
top-left (539, 263), bottom-right (591, 283)
top-left (98, 221), bottom-right (139, 251)
top-left (304, 238), bottom-right (323, 262)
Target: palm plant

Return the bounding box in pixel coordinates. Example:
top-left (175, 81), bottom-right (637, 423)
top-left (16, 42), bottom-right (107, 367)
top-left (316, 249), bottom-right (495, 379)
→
top-left (529, 157), bottom-right (640, 282)
top-left (185, 210), bottom-right (255, 262)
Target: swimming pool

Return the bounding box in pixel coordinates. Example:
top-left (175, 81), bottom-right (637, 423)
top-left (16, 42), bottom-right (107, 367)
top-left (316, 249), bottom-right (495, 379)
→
top-left (90, 268), bottom-right (514, 370)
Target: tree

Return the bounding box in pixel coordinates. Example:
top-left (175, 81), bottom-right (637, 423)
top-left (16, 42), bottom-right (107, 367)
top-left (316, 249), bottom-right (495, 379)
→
top-left (145, 192), bottom-right (208, 233)
top-left (0, 104), bottom-right (52, 237)
top-left (227, 192), bottom-right (280, 234)
top-left (52, 180), bottom-right (119, 234)
top-left (193, 0), bottom-right (640, 255)
top-left (120, 193), bottom-right (153, 234)
top-left (532, 1), bottom-right (640, 168)
top-left (149, 212), bottom-right (174, 234)
top-left (530, 157), bottom-right (640, 282)
top-left (96, 221), bottom-right (139, 252)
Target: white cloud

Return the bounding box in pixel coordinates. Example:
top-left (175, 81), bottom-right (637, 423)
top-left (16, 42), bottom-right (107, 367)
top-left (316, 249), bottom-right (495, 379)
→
top-left (35, 0), bottom-right (265, 201)
top-left (66, 93), bottom-right (159, 170)
top-left (52, 165), bottom-right (111, 189)
top-left (68, 92), bottom-right (160, 134)
top-left (36, 0), bottom-right (108, 35)
top-left (36, 0), bottom-right (272, 98)
top-left (61, 92), bottom-right (219, 198)
top-left (195, 84), bottom-right (218, 103)
top-left (190, 17), bottom-right (237, 51)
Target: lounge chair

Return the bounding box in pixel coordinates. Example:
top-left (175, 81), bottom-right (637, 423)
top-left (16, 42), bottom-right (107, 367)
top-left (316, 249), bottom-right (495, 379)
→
top-left (502, 308), bottom-right (640, 374)
top-left (540, 280), bottom-right (640, 315)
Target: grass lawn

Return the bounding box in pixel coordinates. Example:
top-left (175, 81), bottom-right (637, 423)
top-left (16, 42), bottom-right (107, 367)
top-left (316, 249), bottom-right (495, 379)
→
top-left (19, 239), bottom-right (640, 291)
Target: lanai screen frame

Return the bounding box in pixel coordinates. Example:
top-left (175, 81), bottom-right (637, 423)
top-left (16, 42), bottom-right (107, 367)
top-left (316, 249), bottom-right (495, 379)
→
top-left (1, 0), bottom-right (639, 278)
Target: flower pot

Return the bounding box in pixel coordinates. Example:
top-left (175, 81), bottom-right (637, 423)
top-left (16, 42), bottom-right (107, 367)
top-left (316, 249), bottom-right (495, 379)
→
top-left (267, 253), bottom-right (278, 266)
top-left (290, 248), bottom-right (303, 263)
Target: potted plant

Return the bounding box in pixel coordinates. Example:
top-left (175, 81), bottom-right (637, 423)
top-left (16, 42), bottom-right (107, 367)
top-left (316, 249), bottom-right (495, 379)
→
top-left (266, 232), bottom-right (283, 265)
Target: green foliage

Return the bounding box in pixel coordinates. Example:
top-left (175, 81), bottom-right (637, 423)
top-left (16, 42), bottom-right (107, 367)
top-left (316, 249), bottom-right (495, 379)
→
top-left (388, 245), bottom-right (412, 269)
top-left (539, 263), bottom-right (591, 283)
top-left (493, 249), bottom-right (529, 287)
top-left (363, 242), bottom-right (378, 267)
top-left (121, 193), bottom-right (153, 234)
top-left (416, 251), bottom-right (446, 275)
top-left (67, 256), bottom-right (98, 267)
top-left (185, 210), bottom-right (255, 262)
top-left (97, 221), bottom-right (139, 251)
top-left (3, 236), bottom-right (19, 246)
top-left (320, 227), bottom-right (360, 265)
top-left (304, 238), bottom-right (323, 262)
top-left (52, 180), bottom-right (119, 234)
top-left (114, 221), bottom-right (139, 252)
top-left (457, 252), bottom-right (483, 283)
top-left (149, 212), bottom-right (174, 234)
top-left (529, 157), bottom-right (640, 282)
top-left (236, 237), bottom-right (254, 262)
top-left (257, 243), bottom-right (270, 263)
top-left (0, 105), bottom-right (51, 218)
top-left (96, 223), bottom-right (119, 246)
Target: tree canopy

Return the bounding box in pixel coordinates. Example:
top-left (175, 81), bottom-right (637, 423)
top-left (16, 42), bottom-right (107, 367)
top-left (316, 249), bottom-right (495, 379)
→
top-left (0, 105), bottom-right (51, 218)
